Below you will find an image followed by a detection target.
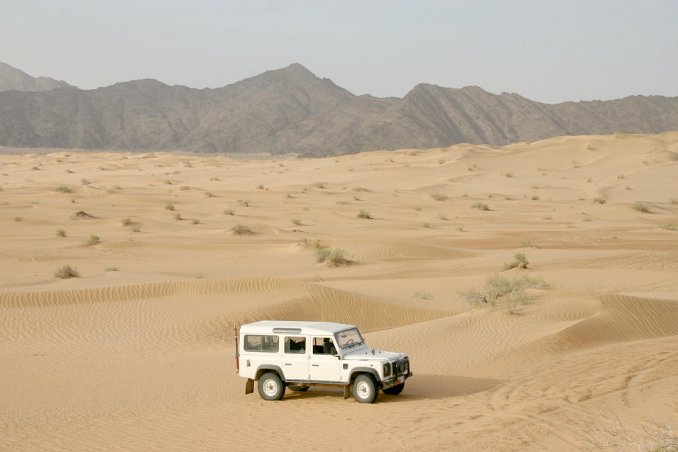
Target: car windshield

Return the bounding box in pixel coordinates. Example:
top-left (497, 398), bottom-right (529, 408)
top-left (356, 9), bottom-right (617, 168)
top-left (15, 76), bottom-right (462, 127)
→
top-left (335, 328), bottom-right (364, 348)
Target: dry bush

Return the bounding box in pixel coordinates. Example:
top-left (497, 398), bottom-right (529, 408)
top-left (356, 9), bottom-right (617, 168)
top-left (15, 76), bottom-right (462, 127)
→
top-left (633, 202), bottom-right (651, 213)
top-left (472, 202), bottom-right (490, 211)
top-left (56, 229), bottom-right (67, 237)
top-left (231, 224), bottom-right (255, 235)
top-left (504, 253), bottom-right (529, 270)
top-left (460, 274), bottom-right (551, 313)
top-left (593, 197), bottom-right (607, 204)
top-left (55, 185), bottom-right (73, 193)
top-left (165, 203), bottom-right (175, 211)
top-left (357, 209), bottom-right (373, 219)
top-left (86, 235), bottom-right (101, 246)
top-left (55, 265), bottom-right (79, 279)
top-left (431, 193), bottom-right (448, 201)
top-left (315, 247), bottom-right (352, 267)
top-left (223, 208), bottom-right (235, 216)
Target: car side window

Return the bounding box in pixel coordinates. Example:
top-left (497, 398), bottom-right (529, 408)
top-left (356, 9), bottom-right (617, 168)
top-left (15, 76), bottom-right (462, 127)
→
top-left (284, 336), bottom-right (306, 354)
top-left (312, 337), bottom-right (337, 355)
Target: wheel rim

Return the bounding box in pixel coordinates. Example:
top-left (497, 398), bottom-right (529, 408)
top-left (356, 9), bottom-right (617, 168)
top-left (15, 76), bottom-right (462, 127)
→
top-left (357, 380), bottom-right (371, 399)
top-left (262, 378), bottom-right (278, 397)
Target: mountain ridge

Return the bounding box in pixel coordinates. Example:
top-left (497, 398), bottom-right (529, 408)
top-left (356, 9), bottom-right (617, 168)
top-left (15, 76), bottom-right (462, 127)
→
top-left (0, 62), bottom-right (676, 155)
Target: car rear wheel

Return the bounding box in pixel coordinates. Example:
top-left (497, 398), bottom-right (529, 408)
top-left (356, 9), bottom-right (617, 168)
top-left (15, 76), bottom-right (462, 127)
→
top-left (258, 372), bottom-right (285, 400)
top-left (352, 374), bottom-right (378, 403)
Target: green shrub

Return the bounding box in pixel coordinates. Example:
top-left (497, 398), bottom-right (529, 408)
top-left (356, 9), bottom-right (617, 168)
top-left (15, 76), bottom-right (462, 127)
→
top-left (472, 202), bottom-right (490, 211)
top-left (86, 235), bottom-right (100, 246)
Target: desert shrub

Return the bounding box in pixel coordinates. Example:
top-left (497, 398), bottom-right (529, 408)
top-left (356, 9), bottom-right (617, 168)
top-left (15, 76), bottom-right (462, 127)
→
top-left (593, 197), bottom-right (606, 204)
top-left (460, 274), bottom-right (551, 313)
top-left (55, 185), bottom-right (73, 193)
top-left (632, 202), bottom-right (651, 213)
top-left (121, 218), bottom-right (133, 226)
top-left (504, 253), bottom-right (529, 270)
top-left (105, 266), bottom-right (120, 272)
top-left (231, 224), bottom-right (254, 235)
top-left (223, 208), bottom-right (235, 216)
top-left (431, 193), bottom-right (448, 201)
top-left (14, 217), bottom-right (23, 222)
top-left (315, 247), bottom-right (351, 267)
top-left (55, 265), bottom-right (79, 279)
top-left (520, 240), bottom-right (539, 249)
top-left (73, 210), bottom-right (95, 219)
top-left (313, 182), bottom-right (327, 189)
top-left (422, 222), bottom-right (431, 229)
top-left (81, 178), bottom-right (91, 185)
top-left (204, 192), bottom-right (215, 198)
top-left (174, 213), bottom-right (183, 221)
top-left (472, 202), bottom-right (490, 211)
top-left (357, 209), bottom-right (373, 219)
top-left (56, 229), bottom-right (67, 237)
top-left (291, 219), bottom-right (303, 226)
top-left (165, 203), bottom-right (175, 211)
top-left (86, 235), bottom-right (101, 246)
top-left (661, 224), bottom-right (678, 231)
top-left (192, 218), bottom-right (200, 225)
top-left (238, 199), bottom-right (250, 207)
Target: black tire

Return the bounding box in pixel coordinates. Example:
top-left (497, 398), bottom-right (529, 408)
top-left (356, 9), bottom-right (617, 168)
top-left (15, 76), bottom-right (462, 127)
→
top-left (352, 374), bottom-right (378, 403)
top-left (258, 372), bottom-right (285, 401)
top-left (288, 385), bottom-right (309, 392)
top-left (383, 383), bottom-right (404, 395)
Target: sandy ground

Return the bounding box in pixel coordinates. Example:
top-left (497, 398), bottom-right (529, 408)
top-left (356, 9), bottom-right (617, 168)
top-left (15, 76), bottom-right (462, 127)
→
top-left (1, 132), bottom-right (678, 451)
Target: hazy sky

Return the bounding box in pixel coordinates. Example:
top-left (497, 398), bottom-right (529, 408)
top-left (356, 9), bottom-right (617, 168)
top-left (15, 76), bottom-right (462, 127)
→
top-left (1, 0), bottom-right (676, 103)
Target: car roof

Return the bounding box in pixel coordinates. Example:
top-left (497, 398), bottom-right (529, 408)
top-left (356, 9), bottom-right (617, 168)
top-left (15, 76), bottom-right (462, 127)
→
top-left (239, 320), bottom-right (356, 336)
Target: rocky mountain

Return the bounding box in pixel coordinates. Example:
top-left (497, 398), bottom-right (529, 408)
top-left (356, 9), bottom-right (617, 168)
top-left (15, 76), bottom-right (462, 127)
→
top-left (0, 62), bottom-right (676, 155)
top-left (0, 62), bottom-right (71, 93)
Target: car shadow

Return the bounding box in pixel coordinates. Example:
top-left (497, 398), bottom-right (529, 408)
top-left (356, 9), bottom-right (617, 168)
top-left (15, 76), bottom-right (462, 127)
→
top-left (282, 374), bottom-right (503, 403)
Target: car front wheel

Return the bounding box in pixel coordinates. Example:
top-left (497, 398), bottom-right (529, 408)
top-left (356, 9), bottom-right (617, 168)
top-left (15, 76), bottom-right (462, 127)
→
top-left (352, 374), bottom-right (378, 403)
top-left (258, 372), bottom-right (285, 401)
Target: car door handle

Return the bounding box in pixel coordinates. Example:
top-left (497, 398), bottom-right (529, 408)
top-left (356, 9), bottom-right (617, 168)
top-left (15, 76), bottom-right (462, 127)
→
top-left (284, 363), bottom-right (292, 366)
top-left (312, 364), bottom-right (319, 367)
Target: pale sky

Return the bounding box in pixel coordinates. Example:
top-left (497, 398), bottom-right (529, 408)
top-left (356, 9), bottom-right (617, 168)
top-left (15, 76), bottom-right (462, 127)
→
top-left (1, 0), bottom-right (676, 103)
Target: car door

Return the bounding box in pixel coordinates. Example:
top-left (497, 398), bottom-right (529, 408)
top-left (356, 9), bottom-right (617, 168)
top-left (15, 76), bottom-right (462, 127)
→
top-left (282, 336), bottom-right (310, 380)
top-left (309, 336), bottom-right (343, 382)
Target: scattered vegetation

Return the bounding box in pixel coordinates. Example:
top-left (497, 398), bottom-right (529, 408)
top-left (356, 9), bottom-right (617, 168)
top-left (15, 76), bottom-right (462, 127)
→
top-left (81, 178), bottom-right (91, 185)
top-left (55, 265), bottom-right (79, 279)
top-left (86, 235), bottom-right (101, 246)
top-left (503, 253), bottom-right (529, 270)
top-left (357, 209), bottom-right (373, 219)
top-left (165, 203), bottom-right (175, 211)
top-left (174, 213), bottom-right (183, 221)
top-left (105, 266), bottom-right (120, 272)
top-left (430, 193), bottom-right (448, 201)
top-left (460, 274), bottom-right (551, 313)
top-left (291, 219), bottom-right (303, 226)
top-left (223, 208), bottom-right (235, 216)
top-left (55, 185), bottom-right (73, 193)
top-left (231, 224), bottom-right (255, 235)
top-left (472, 202), bottom-right (490, 211)
top-left (661, 224), bottom-right (678, 231)
top-left (204, 192), bottom-right (215, 198)
top-left (520, 240), bottom-right (540, 249)
top-left (593, 197), bottom-right (607, 204)
top-left (238, 199), bottom-right (251, 207)
top-left (56, 229), bottom-right (67, 237)
top-left (121, 218), bottom-right (134, 226)
top-left (192, 218), bottom-right (200, 225)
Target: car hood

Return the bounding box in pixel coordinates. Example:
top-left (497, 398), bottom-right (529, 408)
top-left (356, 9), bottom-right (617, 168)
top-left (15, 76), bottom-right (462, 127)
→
top-left (341, 347), bottom-right (405, 361)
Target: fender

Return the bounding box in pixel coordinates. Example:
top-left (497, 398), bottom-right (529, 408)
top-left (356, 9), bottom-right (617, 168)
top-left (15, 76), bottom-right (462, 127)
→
top-left (255, 365), bottom-right (285, 381)
top-left (349, 367), bottom-right (380, 382)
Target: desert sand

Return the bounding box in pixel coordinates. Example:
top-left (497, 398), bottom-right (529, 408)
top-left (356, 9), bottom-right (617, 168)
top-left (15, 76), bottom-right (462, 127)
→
top-left (1, 132), bottom-right (677, 451)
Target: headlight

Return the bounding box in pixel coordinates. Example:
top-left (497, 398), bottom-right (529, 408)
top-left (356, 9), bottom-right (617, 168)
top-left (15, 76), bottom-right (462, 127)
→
top-left (383, 362), bottom-right (391, 377)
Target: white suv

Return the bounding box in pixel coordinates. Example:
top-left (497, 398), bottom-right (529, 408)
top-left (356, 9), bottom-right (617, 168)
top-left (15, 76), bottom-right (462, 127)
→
top-left (236, 320), bottom-right (411, 403)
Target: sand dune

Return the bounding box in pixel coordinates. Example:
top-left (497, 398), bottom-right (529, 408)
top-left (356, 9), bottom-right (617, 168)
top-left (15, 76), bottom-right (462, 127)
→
top-left (1, 132), bottom-right (677, 451)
